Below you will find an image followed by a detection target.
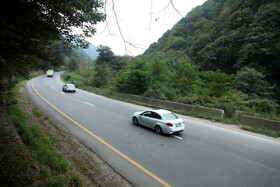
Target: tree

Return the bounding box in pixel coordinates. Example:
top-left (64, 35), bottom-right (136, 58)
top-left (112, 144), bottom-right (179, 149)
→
top-left (115, 58), bottom-right (149, 94)
top-left (198, 70), bottom-right (234, 98)
top-left (95, 45), bottom-right (128, 72)
top-left (67, 57), bottom-right (80, 72)
top-left (147, 58), bottom-right (169, 82)
top-left (92, 65), bottom-right (111, 88)
top-left (143, 58), bottom-right (175, 101)
top-left (0, 0), bottom-right (105, 77)
top-left (95, 45), bottom-right (116, 66)
top-left (168, 59), bottom-right (199, 95)
top-left (232, 67), bottom-right (274, 99)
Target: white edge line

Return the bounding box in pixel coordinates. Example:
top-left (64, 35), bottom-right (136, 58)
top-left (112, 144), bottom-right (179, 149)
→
top-left (172, 135), bottom-right (183, 140)
top-left (84, 101), bottom-right (95, 107)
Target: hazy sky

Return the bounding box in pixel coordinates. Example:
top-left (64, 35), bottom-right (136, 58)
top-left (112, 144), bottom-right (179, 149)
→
top-left (86, 0), bottom-right (207, 56)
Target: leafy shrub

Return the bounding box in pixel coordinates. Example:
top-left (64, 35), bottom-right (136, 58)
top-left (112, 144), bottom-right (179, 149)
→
top-left (207, 90), bottom-right (248, 118)
top-left (245, 98), bottom-right (278, 115)
top-left (61, 72), bottom-right (84, 87)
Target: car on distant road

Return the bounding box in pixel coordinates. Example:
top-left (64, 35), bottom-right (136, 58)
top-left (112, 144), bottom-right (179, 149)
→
top-left (47, 69), bottom-right (54, 77)
top-left (132, 109), bottom-right (185, 135)
top-left (62, 84), bottom-right (76, 92)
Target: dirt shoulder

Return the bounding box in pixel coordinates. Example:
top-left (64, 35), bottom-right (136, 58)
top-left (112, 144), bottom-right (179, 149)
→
top-left (0, 84), bottom-right (132, 186)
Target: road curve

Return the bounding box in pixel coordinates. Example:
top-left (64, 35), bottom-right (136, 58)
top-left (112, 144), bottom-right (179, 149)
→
top-left (26, 72), bottom-right (280, 187)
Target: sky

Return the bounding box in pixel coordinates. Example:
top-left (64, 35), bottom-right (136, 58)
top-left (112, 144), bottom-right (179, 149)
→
top-left (86, 0), bottom-right (207, 56)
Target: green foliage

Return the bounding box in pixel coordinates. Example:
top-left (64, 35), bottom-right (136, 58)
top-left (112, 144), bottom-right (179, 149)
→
top-left (95, 45), bottom-right (128, 72)
top-left (33, 107), bottom-right (43, 117)
top-left (142, 0), bottom-right (280, 101)
top-left (67, 57), bottom-right (80, 71)
top-left (63, 62), bottom-right (113, 88)
top-left (64, 51), bottom-right (279, 121)
top-left (41, 166), bottom-right (51, 177)
top-left (48, 175), bottom-right (68, 187)
top-left (168, 59), bottom-right (199, 95)
top-left (57, 0), bottom-right (280, 122)
top-left (96, 45), bottom-right (116, 66)
top-left (232, 67), bottom-right (274, 99)
top-left (70, 174), bottom-right (84, 187)
top-left (198, 70), bottom-right (234, 98)
top-left (0, 0), bottom-right (105, 77)
top-left (147, 58), bottom-right (169, 82)
top-left (6, 79), bottom-right (87, 186)
top-left (210, 90), bottom-right (249, 118)
top-left (115, 58), bottom-right (149, 94)
top-left (91, 64), bottom-right (111, 88)
top-left (143, 84), bottom-right (177, 101)
top-left (241, 125), bottom-right (280, 138)
top-left (245, 99), bottom-right (278, 115)
top-left (62, 72), bottom-right (84, 86)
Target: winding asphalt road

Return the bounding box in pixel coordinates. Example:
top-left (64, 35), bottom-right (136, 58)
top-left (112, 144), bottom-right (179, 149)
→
top-left (26, 72), bottom-right (280, 187)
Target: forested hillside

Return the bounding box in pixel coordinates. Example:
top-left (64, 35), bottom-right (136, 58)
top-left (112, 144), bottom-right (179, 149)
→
top-left (60, 0), bottom-right (279, 122)
top-left (143, 0), bottom-right (280, 100)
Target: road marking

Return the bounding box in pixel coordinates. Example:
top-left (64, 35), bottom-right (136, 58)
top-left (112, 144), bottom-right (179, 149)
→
top-left (172, 135), bottom-right (183, 140)
top-left (84, 101), bottom-right (95, 107)
top-left (31, 78), bottom-right (171, 187)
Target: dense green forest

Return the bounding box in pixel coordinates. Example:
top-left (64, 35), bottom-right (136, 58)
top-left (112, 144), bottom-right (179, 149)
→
top-left (62, 0), bottom-right (280, 121)
top-left (143, 0), bottom-right (280, 101)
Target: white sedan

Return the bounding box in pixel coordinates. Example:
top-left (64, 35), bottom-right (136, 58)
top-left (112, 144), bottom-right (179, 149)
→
top-left (62, 84), bottom-right (76, 92)
top-left (132, 109), bottom-right (185, 135)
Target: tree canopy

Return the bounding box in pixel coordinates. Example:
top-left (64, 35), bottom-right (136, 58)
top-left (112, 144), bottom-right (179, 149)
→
top-left (0, 0), bottom-right (105, 77)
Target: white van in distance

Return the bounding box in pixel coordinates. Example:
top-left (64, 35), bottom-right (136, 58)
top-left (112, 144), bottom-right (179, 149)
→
top-left (47, 69), bottom-right (54, 77)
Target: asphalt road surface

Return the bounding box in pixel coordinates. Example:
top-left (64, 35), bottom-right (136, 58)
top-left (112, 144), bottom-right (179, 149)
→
top-left (26, 72), bottom-right (280, 187)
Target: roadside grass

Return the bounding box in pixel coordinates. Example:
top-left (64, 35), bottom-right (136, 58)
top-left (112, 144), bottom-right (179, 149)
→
top-left (33, 107), bottom-right (43, 117)
top-left (6, 79), bottom-right (85, 187)
top-left (72, 157), bottom-right (94, 176)
top-left (61, 72), bottom-right (280, 138)
top-left (0, 118), bottom-right (32, 185)
top-left (241, 125), bottom-right (280, 138)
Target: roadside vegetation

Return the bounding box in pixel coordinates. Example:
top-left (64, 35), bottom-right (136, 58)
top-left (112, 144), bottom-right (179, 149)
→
top-left (62, 55), bottom-right (279, 121)
top-left (61, 56), bottom-right (280, 137)
top-left (60, 0), bottom-right (279, 137)
top-left (1, 77), bottom-right (131, 186)
top-left (5, 79), bottom-right (85, 186)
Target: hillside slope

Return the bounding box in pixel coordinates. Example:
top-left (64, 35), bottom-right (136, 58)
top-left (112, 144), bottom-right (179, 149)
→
top-left (143, 0), bottom-right (280, 96)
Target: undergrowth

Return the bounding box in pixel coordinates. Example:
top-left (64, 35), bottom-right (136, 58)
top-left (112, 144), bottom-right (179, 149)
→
top-left (6, 79), bottom-right (84, 186)
top-left (61, 73), bottom-right (280, 138)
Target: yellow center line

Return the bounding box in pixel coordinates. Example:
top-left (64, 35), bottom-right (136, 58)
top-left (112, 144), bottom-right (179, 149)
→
top-left (31, 78), bottom-right (171, 187)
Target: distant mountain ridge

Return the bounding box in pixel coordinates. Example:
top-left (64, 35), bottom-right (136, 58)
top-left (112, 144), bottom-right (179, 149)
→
top-left (82, 43), bottom-right (99, 60)
top-left (76, 43), bottom-right (99, 61)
